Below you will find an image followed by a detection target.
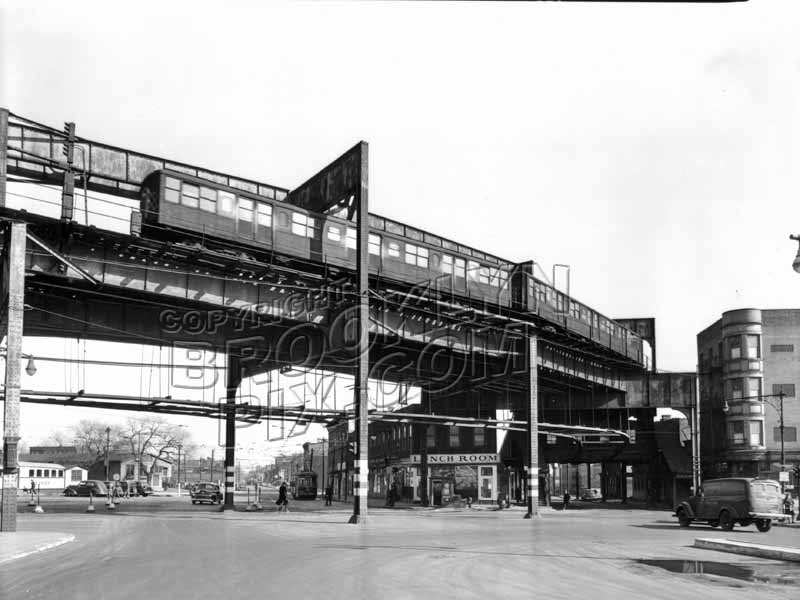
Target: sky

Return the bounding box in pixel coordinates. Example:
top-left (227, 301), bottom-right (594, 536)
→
top-left (2, 0), bottom-right (800, 453)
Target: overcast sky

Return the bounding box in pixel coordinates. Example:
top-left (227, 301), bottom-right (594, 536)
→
top-left (3, 1), bottom-right (800, 449)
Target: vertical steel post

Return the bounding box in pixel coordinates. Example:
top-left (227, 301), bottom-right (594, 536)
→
top-left (1, 221), bottom-right (26, 532)
top-left (524, 333), bottom-right (540, 519)
top-left (350, 142), bottom-right (369, 524)
top-left (224, 354), bottom-right (240, 508)
top-left (780, 391), bottom-right (785, 491)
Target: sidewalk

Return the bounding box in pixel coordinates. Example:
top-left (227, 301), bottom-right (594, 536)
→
top-left (0, 531), bottom-right (76, 565)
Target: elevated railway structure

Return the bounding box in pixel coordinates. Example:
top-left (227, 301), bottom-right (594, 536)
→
top-left (1, 108), bottom-right (655, 529)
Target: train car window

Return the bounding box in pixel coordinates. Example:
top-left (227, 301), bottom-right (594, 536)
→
top-left (387, 240), bottom-right (401, 259)
top-left (200, 186), bottom-right (217, 212)
top-left (580, 306), bottom-right (590, 323)
top-left (454, 257), bottom-right (466, 279)
top-left (346, 227), bottom-right (357, 250)
top-left (385, 221), bottom-right (404, 236)
top-left (404, 243), bottom-right (428, 268)
top-left (442, 240), bottom-right (458, 251)
top-left (238, 198), bottom-right (254, 222)
top-left (164, 176), bottom-right (181, 203)
top-left (570, 301), bottom-right (580, 319)
top-left (424, 233), bottom-right (442, 247)
top-left (259, 186), bottom-right (276, 200)
top-left (257, 203), bottom-right (272, 228)
top-left (441, 254), bottom-right (454, 274)
top-left (467, 260), bottom-right (480, 280)
top-left (473, 251), bottom-right (485, 261)
top-left (406, 227), bottom-right (423, 242)
top-left (276, 190), bottom-right (287, 201)
top-left (459, 245), bottom-right (472, 256)
top-left (327, 225), bottom-right (342, 242)
top-left (369, 215), bottom-right (385, 230)
top-left (291, 212), bottom-right (315, 237)
top-left (479, 266), bottom-right (491, 285)
top-left (218, 190), bottom-right (235, 216)
top-left (495, 268), bottom-right (509, 287)
top-left (181, 184), bottom-right (199, 208)
top-left (369, 233), bottom-right (381, 255)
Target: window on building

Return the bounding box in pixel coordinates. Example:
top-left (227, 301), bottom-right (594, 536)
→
top-left (774, 426), bottom-right (798, 443)
top-left (729, 421), bottom-right (745, 444)
top-left (58, 470), bottom-right (63, 477)
top-left (770, 344), bottom-right (794, 353)
top-left (749, 421), bottom-right (763, 445)
top-left (729, 336), bottom-right (742, 359)
top-left (28, 469), bottom-right (34, 477)
top-left (257, 203), bottom-right (272, 228)
top-left (730, 378), bottom-right (743, 400)
top-left (748, 378), bottom-right (761, 400)
top-left (448, 426), bottom-right (460, 448)
top-left (404, 243), bottom-right (429, 268)
top-left (745, 335), bottom-right (760, 359)
top-left (369, 234), bottom-right (381, 256)
top-left (747, 403), bottom-right (763, 415)
top-left (772, 383), bottom-right (796, 397)
top-left (291, 212), bottom-right (315, 237)
top-left (474, 427), bottom-right (485, 448)
top-left (426, 425), bottom-right (436, 449)
top-left (36, 469), bottom-right (42, 477)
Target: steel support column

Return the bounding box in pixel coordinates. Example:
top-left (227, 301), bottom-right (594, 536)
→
top-left (1, 221), bottom-right (26, 531)
top-left (0, 108), bottom-right (8, 208)
top-left (525, 333), bottom-right (540, 519)
top-left (224, 354), bottom-right (241, 509)
top-left (350, 142), bottom-right (369, 524)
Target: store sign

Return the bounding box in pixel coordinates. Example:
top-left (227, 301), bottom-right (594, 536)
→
top-left (410, 454), bottom-right (499, 465)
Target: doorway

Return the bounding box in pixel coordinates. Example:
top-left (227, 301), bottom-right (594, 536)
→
top-left (431, 479), bottom-right (443, 506)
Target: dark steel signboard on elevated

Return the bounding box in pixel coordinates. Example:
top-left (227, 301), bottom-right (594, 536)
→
top-left (287, 142), bottom-right (365, 217)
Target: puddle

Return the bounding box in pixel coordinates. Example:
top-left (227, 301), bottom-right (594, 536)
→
top-left (637, 559), bottom-right (799, 586)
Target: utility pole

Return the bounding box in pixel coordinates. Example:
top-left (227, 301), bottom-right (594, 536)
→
top-left (177, 444), bottom-right (182, 496)
top-left (210, 449), bottom-right (215, 485)
top-left (779, 391), bottom-right (786, 491)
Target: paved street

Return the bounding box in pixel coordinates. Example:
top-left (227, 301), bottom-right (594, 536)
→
top-left (2, 496), bottom-right (800, 600)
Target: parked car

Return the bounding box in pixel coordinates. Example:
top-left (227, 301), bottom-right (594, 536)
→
top-left (191, 482), bottom-right (223, 505)
top-left (63, 480), bottom-right (108, 497)
top-left (580, 488), bottom-right (602, 501)
top-left (674, 478), bottom-right (785, 532)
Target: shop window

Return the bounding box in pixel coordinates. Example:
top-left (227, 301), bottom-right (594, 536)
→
top-left (729, 336), bottom-right (741, 359)
top-left (200, 186), bottom-right (217, 212)
top-left (369, 234), bottom-right (381, 256)
top-left (772, 383), bottom-right (795, 397)
top-left (745, 335), bottom-right (760, 359)
top-left (426, 425), bottom-right (436, 449)
top-left (404, 243), bottom-right (429, 268)
top-left (448, 426), bottom-right (460, 448)
top-left (774, 427), bottom-right (798, 443)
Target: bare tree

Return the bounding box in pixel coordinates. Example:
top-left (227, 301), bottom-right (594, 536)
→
top-left (118, 417), bottom-right (191, 485)
top-left (72, 420), bottom-right (119, 467)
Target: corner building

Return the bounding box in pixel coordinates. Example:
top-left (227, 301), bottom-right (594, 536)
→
top-left (698, 308), bottom-right (800, 480)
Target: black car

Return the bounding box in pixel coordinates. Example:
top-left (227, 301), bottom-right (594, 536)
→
top-left (63, 480), bottom-right (108, 497)
top-left (191, 482), bottom-right (222, 505)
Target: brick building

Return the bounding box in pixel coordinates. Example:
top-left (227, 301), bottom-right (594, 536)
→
top-left (698, 308), bottom-right (800, 482)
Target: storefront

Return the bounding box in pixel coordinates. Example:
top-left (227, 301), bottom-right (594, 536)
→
top-left (412, 453), bottom-right (499, 505)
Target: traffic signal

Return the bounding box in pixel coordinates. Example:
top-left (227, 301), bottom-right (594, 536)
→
top-left (62, 122), bottom-right (75, 165)
top-left (347, 441), bottom-right (357, 457)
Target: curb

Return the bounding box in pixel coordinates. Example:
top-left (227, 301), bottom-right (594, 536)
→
top-left (695, 538), bottom-right (800, 562)
top-left (0, 534), bottom-right (76, 565)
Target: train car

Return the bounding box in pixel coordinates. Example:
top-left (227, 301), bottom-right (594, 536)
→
top-left (138, 169), bottom-right (641, 362)
top-left (291, 471), bottom-right (319, 500)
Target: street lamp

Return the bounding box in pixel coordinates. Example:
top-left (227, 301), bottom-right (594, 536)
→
top-left (762, 392), bottom-right (788, 489)
top-left (790, 234), bottom-right (800, 273)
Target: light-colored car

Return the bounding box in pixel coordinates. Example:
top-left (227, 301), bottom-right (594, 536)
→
top-left (581, 488), bottom-right (602, 501)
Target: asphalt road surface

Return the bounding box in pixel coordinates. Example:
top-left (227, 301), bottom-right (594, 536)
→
top-left (3, 496), bottom-right (800, 600)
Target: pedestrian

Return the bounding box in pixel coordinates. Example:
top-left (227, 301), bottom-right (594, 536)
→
top-left (277, 481), bottom-right (289, 512)
top-left (29, 480), bottom-right (36, 497)
top-left (783, 492), bottom-right (795, 524)
top-left (563, 491), bottom-right (571, 511)
top-left (325, 483), bottom-right (333, 506)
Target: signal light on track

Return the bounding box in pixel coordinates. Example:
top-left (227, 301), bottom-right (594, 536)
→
top-left (63, 121), bottom-right (76, 165)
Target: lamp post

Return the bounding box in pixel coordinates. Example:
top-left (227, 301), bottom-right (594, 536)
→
top-left (177, 443), bottom-right (182, 497)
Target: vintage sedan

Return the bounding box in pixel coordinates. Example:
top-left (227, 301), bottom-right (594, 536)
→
top-left (190, 482), bottom-right (223, 505)
top-left (63, 480), bottom-right (108, 497)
